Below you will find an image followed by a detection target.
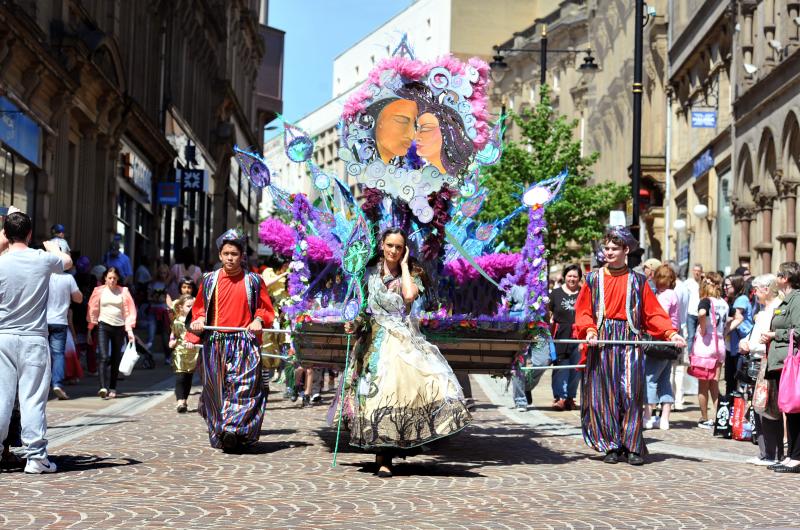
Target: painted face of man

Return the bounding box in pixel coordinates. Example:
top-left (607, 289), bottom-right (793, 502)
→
top-left (375, 99), bottom-right (418, 163)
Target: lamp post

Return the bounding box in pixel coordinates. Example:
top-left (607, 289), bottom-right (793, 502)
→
top-left (490, 29), bottom-right (599, 98)
top-left (631, 0), bottom-right (645, 240)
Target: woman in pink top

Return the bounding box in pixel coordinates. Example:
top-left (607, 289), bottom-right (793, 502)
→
top-left (87, 267), bottom-right (137, 399)
top-left (644, 265), bottom-right (679, 430)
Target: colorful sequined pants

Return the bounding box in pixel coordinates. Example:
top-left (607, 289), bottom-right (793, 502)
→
top-left (200, 331), bottom-right (265, 449)
top-left (581, 319), bottom-right (647, 455)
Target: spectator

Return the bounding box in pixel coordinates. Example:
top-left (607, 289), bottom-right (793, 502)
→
top-left (685, 263), bottom-right (703, 351)
top-left (669, 261), bottom-right (690, 410)
top-left (87, 267), bottom-right (137, 399)
top-left (146, 264), bottom-right (172, 361)
top-left (761, 262), bottom-right (800, 473)
top-left (48, 223), bottom-right (71, 254)
top-left (166, 276), bottom-right (199, 309)
top-left (549, 264), bottom-right (582, 411)
top-left (134, 255), bottom-right (153, 304)
top-left (740, 274), bottom-right (784, 466)
top-left (168, 247), bottom-right (202, 299)
top-left (73, 256), bottom-right (98, 375)
top-left (643, 258), bottom-right (661, 293)
top-left (103, 241), bottom-right (133, 285)
top-left (46, 268), bottom-right (83, 400)
top-left (724, 274), bottom-right (755, 394)
top-left (695, 272), bottom-right (728, 429)
top-left (0, 210), bottom-right (73, 474)
top-left (644, 265), bottom-right (679, 430)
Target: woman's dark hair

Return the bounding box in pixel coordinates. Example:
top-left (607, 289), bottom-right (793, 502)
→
top-left (178, 276), bottom-right (198, 297)
top-left (376, 227), bottom-right (425, 281)
top-left (778, 262), bottom-right (800, 289)
top-left (395, 82), bottom-right (474, 176)
top-left (725, 274), bottom-right (746, 299)
top-left (2, 212), bottom-right (32, 243)
top-left (103, 266), bottom-right (121, 281)
top-left (562, 263), bottom-right (583, 280)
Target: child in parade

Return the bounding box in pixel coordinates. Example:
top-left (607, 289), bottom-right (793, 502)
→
top-left (169, 294), bottom-right (197, 413)
top-left (574, 227), bottom-right (686, 465)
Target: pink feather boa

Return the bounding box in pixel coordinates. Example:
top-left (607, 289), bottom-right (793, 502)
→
top-left (443, 253), bottom-right (521, 285)
top-left (342, 55), bottom-right (490, 150)
top-left (259, 218), bottom-right (338, 264)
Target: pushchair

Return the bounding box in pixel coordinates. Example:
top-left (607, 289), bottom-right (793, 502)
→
top-left (134, 336), bottom-right (156, 370)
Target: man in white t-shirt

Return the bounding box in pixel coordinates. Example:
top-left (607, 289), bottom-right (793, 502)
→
top-left (0, 210), bottom-right (72, 474)
top-left (47, 271), bottom-right (83, 400)
top-left (684, 263), bottom-right (703, 352)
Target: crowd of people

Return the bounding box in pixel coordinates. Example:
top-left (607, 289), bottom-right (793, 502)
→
top-left (2, 213), bottom-right (798, 476)
top-left (543, 230), bottom-right (799, 473)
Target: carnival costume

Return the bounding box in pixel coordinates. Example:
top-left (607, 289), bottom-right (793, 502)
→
top-left (342, 265), bottom-right (472, 451)
top-left (187, 231), bottom-right (274, 449)
top-left (574, 264), bottom-right (677, 456)
top-left (171, 316), bottom-right (198, 374)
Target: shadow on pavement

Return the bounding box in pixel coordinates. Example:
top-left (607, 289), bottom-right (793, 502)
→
top-left (259, 428), bottom-right (298, 436)
top-left (241, 440), bottom-right (312, 454)
top-left (53, 454), bottom-right (142, 473)
top-left (343, 460), bottom-right (486, 478)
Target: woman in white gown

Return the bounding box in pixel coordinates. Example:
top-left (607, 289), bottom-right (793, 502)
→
top-left (341, 228), bottom-right (472, 477)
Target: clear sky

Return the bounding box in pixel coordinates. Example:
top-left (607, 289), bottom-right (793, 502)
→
top-left (267, 0), bottom-right (413, 130)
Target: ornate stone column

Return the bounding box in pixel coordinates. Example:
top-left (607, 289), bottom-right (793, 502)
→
top-left (778, 180), bottom-right (799, 262)
top-left (754, 192), bottom-right (776, 273)
top-left (732, 199), bottom-right (755, 266)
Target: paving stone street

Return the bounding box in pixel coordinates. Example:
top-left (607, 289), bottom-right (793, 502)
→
top-left (2, 366), bottom-right (799, 529)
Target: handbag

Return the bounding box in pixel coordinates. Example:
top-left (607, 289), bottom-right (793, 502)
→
top-left (731, 394), bottom-right (752, 442)
top-left (689, 301), bottom-right (723, 380)
top-left (118, 340), bottom-right (140, 376)
top-left (713, 394), bottom-right (733, 438)
top-left (692, 300), bottom-right (725, 360)
top-left (642, 333), bottom-right (681, 361)
top-left (778, 328), bottom-right (800, 413)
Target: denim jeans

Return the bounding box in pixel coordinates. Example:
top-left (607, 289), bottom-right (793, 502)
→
top-left (47, 324), bottom-right (68, 389)
top-left (687, 315), bottom-right (698, 355)
top-left (551, 345), bottom-right (581, 400)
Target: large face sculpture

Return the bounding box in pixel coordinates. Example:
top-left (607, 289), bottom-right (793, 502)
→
top-left (375, 99), bottom-right (418, 163)
top-left (339, 60), bottom-right (490, 225)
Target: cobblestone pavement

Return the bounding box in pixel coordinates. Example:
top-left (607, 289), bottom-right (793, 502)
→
top-left (2, 369), bottom-right (799, 529)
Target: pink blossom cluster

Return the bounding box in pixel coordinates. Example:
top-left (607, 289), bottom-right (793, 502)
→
top-left (443, 253), bottom-right (521, 285)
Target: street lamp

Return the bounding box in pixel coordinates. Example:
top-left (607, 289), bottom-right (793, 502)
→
top-left (490, 27), bottom-right (598, 97)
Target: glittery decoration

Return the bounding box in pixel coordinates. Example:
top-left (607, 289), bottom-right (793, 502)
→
top-left (283, 122), bottom-right (314, 163)
top-left (340, 214), bottom-right (374, 321)
top-left (233, 145), bottom-right (272, 188)
top-left (521, 169), bottom-right (568, 208)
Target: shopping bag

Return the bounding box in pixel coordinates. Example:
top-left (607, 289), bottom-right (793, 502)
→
top-left (779, 329), bottom-right (800, 413)
top-left (731, 394), bottom-right (751, 441)
top-left (118, 340), bottom-right (140, 376)
top-left (713, 394), bottom-right (733, 438)
top-left (64, 332), bottom-right (84, 380)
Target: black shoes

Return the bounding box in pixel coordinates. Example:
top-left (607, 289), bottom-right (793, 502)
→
top-left (773, 464), bottom-right (800, 473)
top-left (627, 452), bottom-right (645, 466)
top-left (603, 449), bottom-right (644, 465)
top-left (221, 432), bottom-right (239, 454)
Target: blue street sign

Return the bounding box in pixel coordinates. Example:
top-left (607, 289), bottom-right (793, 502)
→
top-left (691, 110), bottom-right (717, 128)
top-left (0, 97), bottom-right (41, 166)
top-left (693, 148), bottom-right (714, 178)
top-left (157, 182), bottom-right (180, 206)
top-left (179, 168), bottom-right (206, 192)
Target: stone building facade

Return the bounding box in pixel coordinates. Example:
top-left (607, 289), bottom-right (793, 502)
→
top-left (489, 0), bottom-right (671, 259)
top-left (0, 0), bottom-right (282, 268)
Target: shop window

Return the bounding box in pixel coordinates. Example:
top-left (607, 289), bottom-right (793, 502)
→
top-left (0, 148), bottom-right (33, 215)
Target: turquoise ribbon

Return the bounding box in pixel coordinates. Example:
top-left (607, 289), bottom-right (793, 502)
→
top-left (444, 229), bottom-right (501, 289)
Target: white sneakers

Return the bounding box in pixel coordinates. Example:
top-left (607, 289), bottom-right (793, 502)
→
top-left (659, 417), bottom-right (670, 430)
top-left (747, 456), bottom-right (777, 466)
top-left (644, 416), bottom-right (658, 429)
top-left (52, 387), bottom-right (69, 400)
top-left (24, 457), bottom-right (57, 474)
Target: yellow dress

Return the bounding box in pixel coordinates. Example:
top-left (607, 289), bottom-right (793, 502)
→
top-left (260, 268), bottom-right (289, 369)
top-left (171, 318), bottom-right (199, 373)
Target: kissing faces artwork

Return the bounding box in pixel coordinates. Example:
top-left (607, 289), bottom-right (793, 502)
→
top-left (340, 55), bottom-right (492, 223)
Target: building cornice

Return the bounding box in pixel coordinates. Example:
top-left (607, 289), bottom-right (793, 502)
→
top-left (668, 0), bottom-right (728, 79)
top-left (734, 50), bottom-right (800, 128)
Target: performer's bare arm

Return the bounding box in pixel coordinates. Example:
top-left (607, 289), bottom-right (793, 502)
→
top-left (400, 246), bottom-right (418, 304)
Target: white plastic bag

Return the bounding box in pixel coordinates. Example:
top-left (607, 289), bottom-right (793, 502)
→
top-left (118, 340), bottom-right (140, 376)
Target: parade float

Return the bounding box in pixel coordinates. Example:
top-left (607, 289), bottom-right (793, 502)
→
top-left (234, 42), bottom-right (568, 373)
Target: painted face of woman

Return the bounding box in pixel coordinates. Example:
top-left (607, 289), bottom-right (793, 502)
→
top-left (415, 112), bottom-right (445, 173)
top-left (375, 99), bottom-right (418, 162)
